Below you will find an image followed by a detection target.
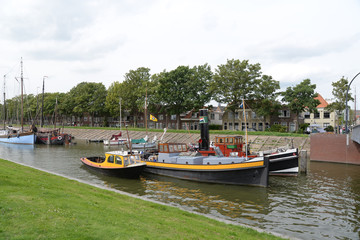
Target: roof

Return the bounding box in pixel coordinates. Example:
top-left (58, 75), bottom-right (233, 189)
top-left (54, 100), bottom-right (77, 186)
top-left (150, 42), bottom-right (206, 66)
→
top-left (315, 94), bottom-right (328, 108)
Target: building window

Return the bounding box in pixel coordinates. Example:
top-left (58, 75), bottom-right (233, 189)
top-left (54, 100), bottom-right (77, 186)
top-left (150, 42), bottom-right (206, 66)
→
top-left (289, 122), bottom-right (296, 132)
top-left (252, 112), bottom-right (257, 119)
top-left (235, 112), bottom-right (239, 119)
top-left (159, 115), bottom-right (164, 120)
top-left (279, 110), bottom-right (290, 118)
top-left (219, 114), bottom-right (223, 120)
top-left (252, 122), bottom-right (257, 130)
top-left (323, 123), bottom-right (330, 128)
top-left (229, 122), bottom-right (233, 130)
top-left (265, 123), bottom-right (270, 129)
top-left (171, 115), bottom-right (176, 120)
top-left (234, 123), bottom-right (239, 131)
top-left (258, 122), bottom-right (263, 131)
top-left (281, 122), bottom-right (287, 127)
top-left (324, 112), bottom-right (330, 119)
top-left (314, 112), bottom-right (320, 119)
top-left (210, 113), bottom-right (215, 120)
top-left (223, 122), bottom-right (227, 130)
top-left (304, 112), bottom-right (310, 119)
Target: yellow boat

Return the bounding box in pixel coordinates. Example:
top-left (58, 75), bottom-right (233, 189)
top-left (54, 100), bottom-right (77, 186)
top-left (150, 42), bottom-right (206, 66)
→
top-left (81, 150), bottom-right (146, 178)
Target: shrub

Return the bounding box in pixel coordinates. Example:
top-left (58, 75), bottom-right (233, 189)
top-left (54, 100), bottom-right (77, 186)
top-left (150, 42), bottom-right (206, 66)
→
top-left (209, 124), bottom-right (222, 130)
top-left (324, 125), bottom-right (334, 132)
top-left (265, 124), bottom-right (287, 133)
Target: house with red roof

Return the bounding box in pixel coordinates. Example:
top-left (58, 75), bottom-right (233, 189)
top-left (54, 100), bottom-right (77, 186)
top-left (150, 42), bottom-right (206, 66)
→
top-left (303, 94), bottom-right (338, 129)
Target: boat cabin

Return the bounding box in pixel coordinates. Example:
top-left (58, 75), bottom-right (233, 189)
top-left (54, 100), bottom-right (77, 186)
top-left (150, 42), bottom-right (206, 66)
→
top-left (99, 151), bottom-right (142, 167)
top-left (200, 136), bottom-right (249, 157)
top-left (159, 143), bottom-right (188, 153)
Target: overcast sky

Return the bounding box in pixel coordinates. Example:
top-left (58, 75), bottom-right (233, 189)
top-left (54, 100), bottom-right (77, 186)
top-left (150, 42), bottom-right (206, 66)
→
top-left (1, 0), bottom-right (359, 108)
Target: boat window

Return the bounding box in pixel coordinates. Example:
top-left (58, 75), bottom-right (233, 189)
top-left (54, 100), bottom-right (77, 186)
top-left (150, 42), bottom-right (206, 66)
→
top-left (134, 155), bottom-right (140, 161)
top-left (173, 145), bottom-right (178, 152)
top-left (108, 155), bottom-right (114, 163)
top-left (219, 138), bottom-right (223, 143)
top-left (115, 156), bottom-right (122, 165)
top-left (229, 138), bottom-right (233, 143)
top-left (181, 145), bottom-right (186, 151)
top-left (123, 156), bottom-right (129, 166)
top-left (159, 145), bottom-right (164, 152)
top-left (225, 138), bottom-right (228, 143)
top-left (130, 156), bottom-right (135, 164)
top-left (163, 145), bottom-right (168, 153)
top-left (169, 145), bottom-right (174, 153)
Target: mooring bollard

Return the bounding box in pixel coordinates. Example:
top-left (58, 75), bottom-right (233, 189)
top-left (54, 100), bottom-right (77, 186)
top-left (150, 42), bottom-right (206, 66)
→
top-left (299, 150), bottom-right (307, 174)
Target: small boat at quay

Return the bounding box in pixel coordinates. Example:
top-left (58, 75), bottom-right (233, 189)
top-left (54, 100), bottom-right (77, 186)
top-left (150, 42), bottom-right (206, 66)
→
top-left (0, 59), bottom-right (36, 145)
top-left (0, 126), bottom-right (36, 145)
top-left (81, 150), bottom-right (146, 178)
top-left (35, 128), bottom-right (71, 145)
top-left (199, 135), bottom-right (299, 176)
top-left (196, 108), bottom-right (299, 176)
top-left (143, 142), bottom-right (269, 187)
top-left (103, 132), bottom-right (127, 145)
top-left (130, 135), bottom-right (157, 149)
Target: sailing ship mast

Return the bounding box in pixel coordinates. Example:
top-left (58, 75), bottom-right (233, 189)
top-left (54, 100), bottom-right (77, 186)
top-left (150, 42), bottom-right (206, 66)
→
top-left (20, 58), bottom-right (24, 132)
top-left (242, 99), bottom-right (248, 159)
top-left (3, 74), bottom-right (6, 129)
top-left (145, 88), bottom-right (148, 136)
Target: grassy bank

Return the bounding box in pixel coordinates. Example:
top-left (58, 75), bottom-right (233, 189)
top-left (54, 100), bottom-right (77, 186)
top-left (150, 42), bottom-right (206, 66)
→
top-left (0, 159), bottom-right (284, 240)
top-left (61, 125), bottom-right (306, 137)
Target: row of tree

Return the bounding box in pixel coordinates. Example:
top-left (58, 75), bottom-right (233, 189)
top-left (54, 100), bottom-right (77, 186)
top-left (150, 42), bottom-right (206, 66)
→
top-left (0, 59), bottom-right (353, 129)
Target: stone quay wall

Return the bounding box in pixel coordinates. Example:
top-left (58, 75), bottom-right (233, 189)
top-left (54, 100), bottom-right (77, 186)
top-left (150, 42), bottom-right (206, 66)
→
top-left (63, 128), bottom-right (311, 154)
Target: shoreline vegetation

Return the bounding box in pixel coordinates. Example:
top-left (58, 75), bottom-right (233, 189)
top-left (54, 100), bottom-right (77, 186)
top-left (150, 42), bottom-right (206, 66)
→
top-left (0, 158), bottom-right (286, 240)
top-left (47, 125), bottom-right (308, 137)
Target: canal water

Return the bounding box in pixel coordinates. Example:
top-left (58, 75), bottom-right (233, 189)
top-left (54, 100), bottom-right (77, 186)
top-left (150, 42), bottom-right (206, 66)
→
top-left (0, 140), bottom-right (359, 240)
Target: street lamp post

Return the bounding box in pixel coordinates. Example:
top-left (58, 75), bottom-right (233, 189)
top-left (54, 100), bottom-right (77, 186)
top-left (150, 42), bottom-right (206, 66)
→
top-left (345, 72), bottom-right (360, 146)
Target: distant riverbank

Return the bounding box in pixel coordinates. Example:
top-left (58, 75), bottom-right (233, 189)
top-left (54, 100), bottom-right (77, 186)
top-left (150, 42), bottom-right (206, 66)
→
top-left (64, 128), bottom-right (310, 153)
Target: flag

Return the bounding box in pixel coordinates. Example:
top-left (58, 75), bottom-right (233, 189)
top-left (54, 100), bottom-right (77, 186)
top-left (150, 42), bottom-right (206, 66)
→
top-left (199, 116), bottom-right (208, 124)
top-left (150, 114), bottom-right (158, 122)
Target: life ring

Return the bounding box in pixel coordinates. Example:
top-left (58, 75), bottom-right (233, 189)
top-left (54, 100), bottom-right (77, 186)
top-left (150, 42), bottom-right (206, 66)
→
top-left (58, 136), bottom-right (63, 141)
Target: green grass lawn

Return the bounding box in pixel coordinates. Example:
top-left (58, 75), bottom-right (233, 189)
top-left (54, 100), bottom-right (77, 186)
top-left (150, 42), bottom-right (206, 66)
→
top-left (0, 159), bottom-right (285, 240)
top-left (61, 125), bottom-right (307, 137)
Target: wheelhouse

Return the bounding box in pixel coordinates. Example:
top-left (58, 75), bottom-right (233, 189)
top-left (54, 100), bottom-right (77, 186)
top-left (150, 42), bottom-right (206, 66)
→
top-left (158, 143), bottom-right (188, 153)
top-left (105, 151), bottom-right (142, 167)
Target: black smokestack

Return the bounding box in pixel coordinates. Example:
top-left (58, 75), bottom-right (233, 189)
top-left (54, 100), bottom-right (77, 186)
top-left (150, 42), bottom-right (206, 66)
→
top-left (199, 109), bottom-right (209, 151)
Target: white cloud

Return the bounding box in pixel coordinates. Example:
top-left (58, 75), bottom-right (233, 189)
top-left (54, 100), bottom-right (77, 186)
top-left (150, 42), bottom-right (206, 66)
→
top-left (0, 0), bottom-right (359, 108)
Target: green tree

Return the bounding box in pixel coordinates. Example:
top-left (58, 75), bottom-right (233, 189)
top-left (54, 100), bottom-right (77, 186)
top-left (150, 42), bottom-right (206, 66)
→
top-left (281, 79), bottom-right (320, 131)
top-left (156, 64), bottom-right (212, 129)
top-left (325, 76), bottom-right (354, 127)
top-left (64, 82), bottom-right (107, 126)
top-left (210, 59), bottom-right (262, 114)
top-left (105, 81), bottom-right (123, 117)
top-left (121, 67), bottom-right (151, 127)
top-left (253, 74), bottom-right (281, 118)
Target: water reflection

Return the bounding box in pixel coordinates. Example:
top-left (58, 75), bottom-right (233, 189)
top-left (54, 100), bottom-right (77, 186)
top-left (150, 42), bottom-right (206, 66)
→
top-left (0, 141), bottom-right (359, 240)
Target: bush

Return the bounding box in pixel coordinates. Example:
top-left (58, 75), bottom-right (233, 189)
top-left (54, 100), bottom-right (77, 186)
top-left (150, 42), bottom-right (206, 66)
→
top-left (324, 125), bottom-right (334, 132)
top-left (209, 124), bottom-right (222, 130)
top-left (298, 123), bottom-right (309, 134)
top-left (265, 124), bottom-right (287, 133)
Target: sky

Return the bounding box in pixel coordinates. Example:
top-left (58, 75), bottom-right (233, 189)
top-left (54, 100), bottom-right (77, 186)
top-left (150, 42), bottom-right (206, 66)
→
top-left (1, 0), bottom-right (360, 109)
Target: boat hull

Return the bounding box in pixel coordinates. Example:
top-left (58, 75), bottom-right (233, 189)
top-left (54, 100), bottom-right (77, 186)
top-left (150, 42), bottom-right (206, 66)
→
top-left (103, 139), bottom-right (127, 145)
top-left (0, 132), bottom-right (36, 145)
top-left (36, 133), bottom-right (70, 145)
top-left (131, 142), bottom-right (156, 149)
top-left (267, 149), bottom-right (299, 176)
top-left (144, 158), bottom-right (269, 187)
top-left (81, 158), bottom-right (146, 179)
